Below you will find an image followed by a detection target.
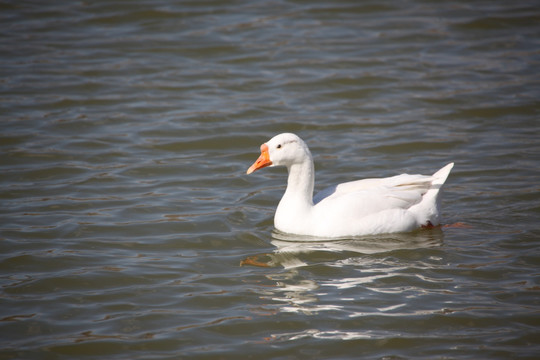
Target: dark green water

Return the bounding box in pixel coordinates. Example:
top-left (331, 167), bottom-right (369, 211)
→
top-left (1, 1), bottom-right (539, 359)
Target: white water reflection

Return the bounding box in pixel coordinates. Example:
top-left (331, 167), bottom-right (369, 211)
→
top-left (267, 228), bottom-right (444, 268)
top-left (268, 328), bottom-right (376, 341)
top-left (251, 229), bottom-right (446, 316)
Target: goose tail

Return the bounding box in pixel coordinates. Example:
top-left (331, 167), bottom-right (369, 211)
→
top-left (411, 162), bottom-right (454, 227)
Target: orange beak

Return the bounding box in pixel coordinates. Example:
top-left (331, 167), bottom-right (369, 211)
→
top-left (246, 144), bottom-right (272, 174)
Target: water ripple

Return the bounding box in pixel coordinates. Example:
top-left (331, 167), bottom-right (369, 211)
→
top-left (1, 0), bottom-right (539, 358)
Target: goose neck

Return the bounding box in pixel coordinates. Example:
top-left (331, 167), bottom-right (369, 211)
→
top-left (284, 160), bottom-right (315, 206)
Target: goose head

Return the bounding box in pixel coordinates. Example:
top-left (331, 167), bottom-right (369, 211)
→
top-left (246, 133), bottom-right (312, 174)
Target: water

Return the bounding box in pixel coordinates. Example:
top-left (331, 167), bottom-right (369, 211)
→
top-left (1, 0), bottom-right (539, 358)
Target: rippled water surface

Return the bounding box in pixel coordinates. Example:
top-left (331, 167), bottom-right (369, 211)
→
top-left (1, 1), bottom-right (539, 359)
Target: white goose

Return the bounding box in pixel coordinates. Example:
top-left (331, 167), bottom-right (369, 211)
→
top-left (247, 133), bottom-right (454, 238)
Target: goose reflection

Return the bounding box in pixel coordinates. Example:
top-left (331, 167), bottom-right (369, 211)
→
top-left (241, 228), bottom-right (445, 268)
top-left (241, 229), bottom-right (446, 318)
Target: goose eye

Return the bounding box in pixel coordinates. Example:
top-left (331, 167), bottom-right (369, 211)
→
top-left (277, 144), bottom-right (282, 149)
